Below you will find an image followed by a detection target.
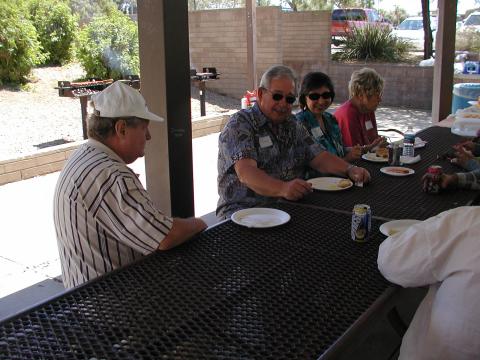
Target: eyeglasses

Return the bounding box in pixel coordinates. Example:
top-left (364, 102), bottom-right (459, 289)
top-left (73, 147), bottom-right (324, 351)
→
top-left (262, 88), bottom-right (296, 104)
top-left (307, 91), bottom-right (334, 101)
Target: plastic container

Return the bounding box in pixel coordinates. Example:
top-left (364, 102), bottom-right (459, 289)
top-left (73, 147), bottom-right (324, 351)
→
top-left (452, 83), bottom-right (480, 114)
top-left (402, 126), bottom-right (415, 157)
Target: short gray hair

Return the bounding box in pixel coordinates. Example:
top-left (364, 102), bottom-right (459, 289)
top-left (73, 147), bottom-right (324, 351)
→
top-left (259, 65), bottom-right (298, 92)
top-left (348, 68), bottom-right (384, 98)
top-left (87, 112), bottom-right (144, 141)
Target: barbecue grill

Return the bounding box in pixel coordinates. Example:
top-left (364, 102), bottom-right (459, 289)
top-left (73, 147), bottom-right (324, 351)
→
top-left (56, 76), bottom-right (140, 139)
top-left (191, 67), bottom-right (220, 116)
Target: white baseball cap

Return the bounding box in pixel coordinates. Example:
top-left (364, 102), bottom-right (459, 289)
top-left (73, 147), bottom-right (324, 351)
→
top-left (91, 81), bottom-right (164, 122)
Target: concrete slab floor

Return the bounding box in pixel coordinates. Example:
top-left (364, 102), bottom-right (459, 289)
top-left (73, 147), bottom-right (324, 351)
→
top-left (0, 106), bottom-right (432, 313)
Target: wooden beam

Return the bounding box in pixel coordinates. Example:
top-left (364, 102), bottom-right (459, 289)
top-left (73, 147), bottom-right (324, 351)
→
top-left (431, 0), bottom-right (457, 123)
top-left (137, 1), bottom-right (195, 217)
top-left (246, 0), bottom-right (257, 90)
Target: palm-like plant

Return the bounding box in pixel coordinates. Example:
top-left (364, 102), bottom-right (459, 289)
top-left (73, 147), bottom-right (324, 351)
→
top-left (334, 24), bottom-right (411, 63)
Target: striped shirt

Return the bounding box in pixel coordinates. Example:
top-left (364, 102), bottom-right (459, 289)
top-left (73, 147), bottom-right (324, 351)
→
top-left (53, 139), bottom-right (173, 288)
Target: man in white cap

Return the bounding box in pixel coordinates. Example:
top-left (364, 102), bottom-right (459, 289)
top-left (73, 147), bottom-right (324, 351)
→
top-left (54, 81), bottom-right (207, 288)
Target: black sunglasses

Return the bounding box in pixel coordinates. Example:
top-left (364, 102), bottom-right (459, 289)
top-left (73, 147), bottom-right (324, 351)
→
top-left (308, 91), bottom-right (334, 101)
top-left (263, 88), bottom-right (296, 104)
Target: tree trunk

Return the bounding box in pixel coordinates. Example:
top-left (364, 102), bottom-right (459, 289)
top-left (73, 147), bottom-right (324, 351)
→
top-left (421, 0), bottom-right (433, 59)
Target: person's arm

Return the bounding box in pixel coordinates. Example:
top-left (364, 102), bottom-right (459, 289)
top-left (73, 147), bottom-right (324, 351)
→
top-left (309, 151), bottom-right (371, 183)
top-left (436, 169), bottom-right (480, 190)
top-left (234, 158), bottom-right (313, 201)
top-left (378, 223), bottom-right (436, 287)
top-left (158, 217), bottom-right (207, 250)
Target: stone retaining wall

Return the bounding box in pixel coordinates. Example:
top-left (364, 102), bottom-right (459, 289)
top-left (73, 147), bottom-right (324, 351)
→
top-left (0, 112), bottom-right (234, 186)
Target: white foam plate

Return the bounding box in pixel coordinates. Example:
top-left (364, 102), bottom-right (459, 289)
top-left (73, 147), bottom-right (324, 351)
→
top-left (307, 177), bottom-right (353, 191)
top-left (379, 219), bottom-right (421, 237)
top-left (231, 208), bottom-right (290, 228)
top-left (390, 137), bottom-right (427, 149)
top-left (362, 153), bottom-right (388, 163)
top-left (380, 166), bottom-right (415, 176)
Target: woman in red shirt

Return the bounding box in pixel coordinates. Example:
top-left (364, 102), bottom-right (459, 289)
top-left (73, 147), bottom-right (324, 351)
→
top-left (335, 68), bottom-right (386, 152)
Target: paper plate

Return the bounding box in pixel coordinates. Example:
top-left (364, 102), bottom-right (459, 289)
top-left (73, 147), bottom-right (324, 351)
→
top-left (307, 177), bottom-right (353, 191)
top-left (380, 167), bottom-right (415, 176)
top-left (361, 153), bottom-right (388, 163)
top-left (231, 208), bottom-right (290, 228)
top-left (379, 219), bottom-right (421, 237)
top-left (468, 100), bottom-right (479, 106)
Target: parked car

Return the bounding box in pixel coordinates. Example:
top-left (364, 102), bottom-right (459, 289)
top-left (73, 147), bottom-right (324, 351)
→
top-left (331, 8), bottom-right (390, 46)
top-left (392, 16), bottom-right (437, 50)
top-left (460, 11), bottom-right (480, 32)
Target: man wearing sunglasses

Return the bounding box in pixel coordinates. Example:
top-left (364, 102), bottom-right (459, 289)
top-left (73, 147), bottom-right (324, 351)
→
top-left (216, 65), bottom-right (370, 218)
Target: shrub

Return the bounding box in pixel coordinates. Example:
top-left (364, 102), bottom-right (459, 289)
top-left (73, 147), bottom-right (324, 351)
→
top-left (76, 9), bottom-right (139, 80)
top-left (333, 24), bottom-right (411, 63)
top-left (0, 1), bottom-right (45, 84)
top-left (456, 28), bottom-right (480, 53)
top-left (69, 0), bottom-right (117, 27)
top-left (28, 0), bottom-right (77, 65)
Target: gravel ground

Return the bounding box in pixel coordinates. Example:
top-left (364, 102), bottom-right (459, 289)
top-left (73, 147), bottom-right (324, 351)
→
top-left (0, 64), bottom-right (239, 161)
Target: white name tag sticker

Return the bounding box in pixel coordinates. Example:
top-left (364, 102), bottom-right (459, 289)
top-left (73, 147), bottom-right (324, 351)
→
top-left (259, 136), bottom-right (273, 148)
top-left (365, 120), bottom-right (373, 130)
top-left (311, 126), bottom-right (324, 139)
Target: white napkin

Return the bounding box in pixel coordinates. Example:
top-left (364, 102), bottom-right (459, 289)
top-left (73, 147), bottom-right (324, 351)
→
top-left (400, 155), bottom-right (421, 164)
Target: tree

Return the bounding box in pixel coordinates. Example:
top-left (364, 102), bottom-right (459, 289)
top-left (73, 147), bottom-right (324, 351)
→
top-left (379, 5), bottom-right (407, 27)
top-left (421, 0), bottom-right (433, 59)
top-left (69, 0), bottom-right (117, 26)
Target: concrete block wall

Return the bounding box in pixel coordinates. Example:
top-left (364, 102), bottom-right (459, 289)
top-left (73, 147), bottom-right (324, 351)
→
top-left (0, 142), bottom-right (81, 186)
top-left (189, 8), bottom-right (250, 98)
top-left (188, 7), bottom-right (435, 109)
top-left (282, 11), bottom-right (330, 65)
top-left (327, 63), bottom-right (434, 109)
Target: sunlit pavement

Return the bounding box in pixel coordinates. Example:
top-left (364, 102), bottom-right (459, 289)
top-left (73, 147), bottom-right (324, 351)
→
top-left (0, 106), bottom-right (432, 309)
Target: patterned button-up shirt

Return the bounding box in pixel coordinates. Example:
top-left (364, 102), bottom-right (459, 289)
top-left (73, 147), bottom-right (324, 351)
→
top-left (216, 104), bottom-right (324, 218)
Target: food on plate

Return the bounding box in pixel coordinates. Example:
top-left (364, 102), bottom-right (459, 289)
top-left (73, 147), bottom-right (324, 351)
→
top-left (388, 167), bottom-right (410, 174)
top-left (375, 147), bottom-right (389, 158)
top-left (461, 113), bottom-right (480, 118)
top-left (338, 179), bottom-right (352, 188)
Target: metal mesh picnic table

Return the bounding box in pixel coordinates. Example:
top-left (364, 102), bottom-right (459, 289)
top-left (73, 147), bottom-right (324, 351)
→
top-left (0, 203), bottom-right (390, 360)
top-left (297, 126), bottom-right (479, 220)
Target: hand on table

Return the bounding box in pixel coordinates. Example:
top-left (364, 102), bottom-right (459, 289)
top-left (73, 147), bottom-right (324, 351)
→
top-left (347, 166), bottom-right (371, 185)
top-left (281, 179), bottom-right (313, 201)
top-left (452, 146), bottom-right (474, 169)
top-left (438, 174), bottom-right (458, 189)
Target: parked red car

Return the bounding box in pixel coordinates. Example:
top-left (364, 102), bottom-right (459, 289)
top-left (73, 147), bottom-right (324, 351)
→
top-left (331, 8), bottom-right (390, 46)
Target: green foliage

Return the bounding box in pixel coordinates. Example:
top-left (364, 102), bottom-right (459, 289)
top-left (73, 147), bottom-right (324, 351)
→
top-left (29, 0), bottom-right (77, 65)
top-left (76, 9), bottom-right (139, 79)
top-left (333, 24), bottom-right (411, 63)
top-left (456, 28), bottom-right (480, 53)
top-left (188, 0), bottom-right (272, 10)
top-left (69, 0), bottom-right (117, 26)
top-left (0, 1), bottom-right (45, 84)
top-left (379, 6), bottom-right (407, 27)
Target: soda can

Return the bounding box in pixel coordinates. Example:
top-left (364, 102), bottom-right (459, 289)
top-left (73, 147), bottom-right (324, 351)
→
top-left (423, 165), bottom-right (443, 194)
top-left (351, 204), bottom-right (371, 242)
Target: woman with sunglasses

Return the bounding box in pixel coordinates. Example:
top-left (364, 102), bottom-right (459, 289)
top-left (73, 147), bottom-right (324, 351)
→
top-left (334, 68), bottom-right (386, 152)
top-left (296, 72), bottom-right (362, 164)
